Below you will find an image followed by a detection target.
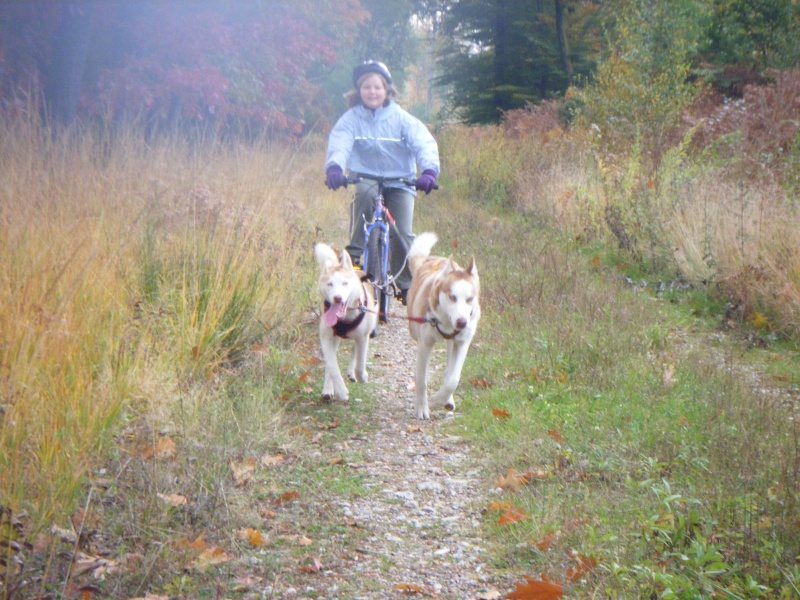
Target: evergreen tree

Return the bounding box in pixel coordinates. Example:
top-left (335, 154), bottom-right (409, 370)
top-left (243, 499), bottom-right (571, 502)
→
top-left (435, 0), bottom-right (597, 124)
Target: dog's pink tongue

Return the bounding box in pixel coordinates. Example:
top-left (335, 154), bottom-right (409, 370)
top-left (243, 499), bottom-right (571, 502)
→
top-left (324, 301), bottom-right (346, 327)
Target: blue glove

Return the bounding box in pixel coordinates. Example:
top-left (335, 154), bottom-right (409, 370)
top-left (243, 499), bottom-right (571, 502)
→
top-left (415, 169), bottom-right (437, 194)
top-left (325, 165), bottom-right (346, 191)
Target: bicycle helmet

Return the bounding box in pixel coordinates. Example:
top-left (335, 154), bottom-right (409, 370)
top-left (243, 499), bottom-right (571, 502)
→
top-left (352, 60), bottom-right (393, 88)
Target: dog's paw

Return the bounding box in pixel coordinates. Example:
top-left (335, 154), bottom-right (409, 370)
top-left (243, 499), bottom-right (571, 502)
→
top-left (444, 400), bottom-right (455, 411)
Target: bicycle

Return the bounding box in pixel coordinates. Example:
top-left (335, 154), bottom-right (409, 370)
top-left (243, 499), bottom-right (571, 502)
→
top-left (343, 174), bottom-right (435, 325)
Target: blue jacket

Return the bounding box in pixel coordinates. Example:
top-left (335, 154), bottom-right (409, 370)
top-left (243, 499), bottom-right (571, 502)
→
top-left (325, 101), bottom-right (440, 193)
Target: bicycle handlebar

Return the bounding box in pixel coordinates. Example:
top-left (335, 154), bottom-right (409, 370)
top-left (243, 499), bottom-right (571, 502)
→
top-left (344, 173), bottom-right (439, 191)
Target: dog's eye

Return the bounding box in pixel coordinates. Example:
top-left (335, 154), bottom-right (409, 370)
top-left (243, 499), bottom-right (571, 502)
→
top-left (449, 294), bottom-right (457, 302)
top-left (467, 296), bottom-right (474, 303)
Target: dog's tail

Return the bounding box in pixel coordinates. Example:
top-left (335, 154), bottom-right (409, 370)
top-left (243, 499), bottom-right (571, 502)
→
top-left (408, 232), bottom-right (437, 259)
top-left (407, 232), bottom-right (438, 274)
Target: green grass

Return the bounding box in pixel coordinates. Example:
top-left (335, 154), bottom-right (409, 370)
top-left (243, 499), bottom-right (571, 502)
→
top-left (437, 209), bottom-right (800, 597)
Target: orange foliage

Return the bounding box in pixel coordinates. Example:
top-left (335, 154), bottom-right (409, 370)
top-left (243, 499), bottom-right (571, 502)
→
top-left (504, 575), bottom-right (564, 600)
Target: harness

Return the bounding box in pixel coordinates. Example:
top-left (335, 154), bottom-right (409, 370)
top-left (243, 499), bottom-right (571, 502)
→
top-left (324, 283), bottom-right (370, 339)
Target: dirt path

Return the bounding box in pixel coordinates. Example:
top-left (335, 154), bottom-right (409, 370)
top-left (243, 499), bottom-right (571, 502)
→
top-left (293, 303), bottom-right (505, 599)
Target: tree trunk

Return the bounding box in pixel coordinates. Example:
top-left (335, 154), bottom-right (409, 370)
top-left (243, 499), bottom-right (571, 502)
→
top-left (493, 3), bottom-right (506, 115)
top-left (555, 0), bottom-right (573, 84)
top-left (47, 2), bottom-right (95, 127)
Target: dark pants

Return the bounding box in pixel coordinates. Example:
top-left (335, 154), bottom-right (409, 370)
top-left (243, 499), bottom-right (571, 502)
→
top-left (346, 181), bottom-right (415, 290)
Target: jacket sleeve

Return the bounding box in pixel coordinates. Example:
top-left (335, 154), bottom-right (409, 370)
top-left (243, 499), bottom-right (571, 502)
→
top-left (405, 116), bottom-right (440, 177)
top-left (325, 111), bottom-right (355, 172)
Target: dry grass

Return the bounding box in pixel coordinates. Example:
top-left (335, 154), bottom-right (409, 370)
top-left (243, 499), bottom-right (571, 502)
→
top-left (450, 80), bottom-right (800, 337)
top-left (0, 116), bottom-right (338, 533)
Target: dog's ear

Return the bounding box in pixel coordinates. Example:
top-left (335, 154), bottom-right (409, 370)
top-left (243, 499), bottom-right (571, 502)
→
top-left (314, 243), bottom-right (338, 270)
top-left (466, 257), bottom-right (478, 278)
top-left (340, 250), bottom-right (353, 270)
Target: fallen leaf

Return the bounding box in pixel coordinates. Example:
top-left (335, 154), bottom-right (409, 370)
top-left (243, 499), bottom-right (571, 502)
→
top-left (498, 508), bottom-right (528, 525)
top-left (72, 553), bottom-right (120, 579)
top-left (547, 429), bottom-right (564, 443)
top-left (261, 508), bottom-right (278, 519)
top-left (298, 371), bottom-right (312, 383)
top-left (407, 425), bottom-right (424, 433)
top-left (492, 408), bottom-right (511, 419)
top-left (504, 574), bottom-right (564, 600)
top-left (497, 469), bottom-right (527, 491)
top-left (141, 437), bottom-right (176, 460)
top-left (487, 501), bottom-right (515, 512)
top-left (175, 533), bottom-right (208, 552)
top-left (591, 255), bottom-right (600, 268)
top-left (275, 491), bottom-right (300, 504)
top-left (522, 469), bottom-right (549, 481)
top-left (299, 556), bottom-right (322, 573)
top-left (157, 493), bottom-right (188, 507)
top-left (189, 547), bottom-right (231, 572)
top-left (236, 528), bottom-right (268, 548)
top-left (328, 456), bottom-right (344, 466)
top-left (566, 556), bottom-right (597, 582)
top-left (231, 575), bottom-right (263, 593)
top-left (477, 591), bottom-right (502, 600)
top-left (533, 532), bottom-right (556, 551)
top-left (298, 535), bottom-right (313, 546)
top-left (471, 377), bottom-right (490, 388)
top-left (393, 583), bottom-right (430, 594)
top-left (260, 454), bottom-right (285, 467)
top-left (230, 458), bottom-right (257, 486)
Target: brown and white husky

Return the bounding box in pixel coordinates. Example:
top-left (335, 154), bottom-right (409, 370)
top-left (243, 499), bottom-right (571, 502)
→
top-left (314, 243), bottom-right (378, 402)
top-left (406, 232), bottom-right (481, 419)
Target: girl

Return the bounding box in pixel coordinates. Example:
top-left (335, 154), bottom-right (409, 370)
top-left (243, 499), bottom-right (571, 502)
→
top-left (324, 60), bottom-right (440, 306)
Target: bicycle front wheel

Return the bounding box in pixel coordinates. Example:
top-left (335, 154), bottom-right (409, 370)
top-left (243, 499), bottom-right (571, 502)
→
top-left (366, 228), bottom-right (390, 323)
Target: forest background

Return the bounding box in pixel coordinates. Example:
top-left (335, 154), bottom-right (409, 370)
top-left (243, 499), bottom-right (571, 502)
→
top-left (3, 0), bottom-right (800, 598)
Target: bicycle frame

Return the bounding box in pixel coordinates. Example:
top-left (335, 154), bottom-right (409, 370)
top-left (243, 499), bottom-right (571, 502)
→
top-left (362, 189), bottom-right (393, 290)
top-left (346, 175), bottom-right (413, 292)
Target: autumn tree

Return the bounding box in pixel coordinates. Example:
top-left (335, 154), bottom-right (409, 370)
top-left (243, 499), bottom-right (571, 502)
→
top-left (576, 0), bottom-right (711, 161)
top-left (0, 0), bottom-right (369, 136)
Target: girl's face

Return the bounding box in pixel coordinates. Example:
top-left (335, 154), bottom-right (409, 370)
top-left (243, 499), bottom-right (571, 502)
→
top-left (359, 74), bottom-right (387, 110)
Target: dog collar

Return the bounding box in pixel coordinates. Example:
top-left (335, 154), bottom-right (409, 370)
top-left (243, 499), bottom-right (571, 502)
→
top-left (433, 320), bottom-right (460, 339)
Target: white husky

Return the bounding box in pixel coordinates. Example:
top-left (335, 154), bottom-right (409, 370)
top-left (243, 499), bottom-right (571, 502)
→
top-left (314, 243), bottom-right (378, 402)
top-left (406, 232), bottom-right (481, 419)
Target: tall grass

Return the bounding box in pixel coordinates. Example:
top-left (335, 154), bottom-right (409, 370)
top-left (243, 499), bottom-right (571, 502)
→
top-left (0, 115), bottom-right (327, 532)
top-left (444, 90), bottom-right (800, 338)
